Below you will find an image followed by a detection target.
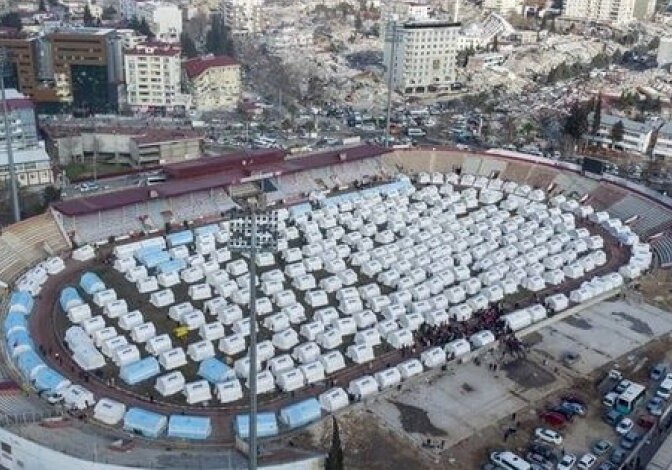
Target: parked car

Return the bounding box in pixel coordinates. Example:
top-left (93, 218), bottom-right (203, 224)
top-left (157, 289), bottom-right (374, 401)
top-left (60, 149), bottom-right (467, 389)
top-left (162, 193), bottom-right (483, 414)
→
top-left (591, 439), bottom-right (612, 456)
top-left (577, 453), bottom-right (597, 469)
top-left (637, 415), bottom-right (657, 430)
top-left (647, 396), bottom-right (665, 416)
top-left (561, 394), bottom-right (587, 407)
top-left (528, 443), bottom-right (558, 463)
top-left (526, 452), bottom-right (553, 469)
top-left (620, 431), bottom-right (641, 450)
top-left (603, 392), bottom-right (619, 407)
top-left (614, 379), bottom-right (632, 394)
top-left (609, 448), bottom-right (627, 465)
top-left (557, 453), bottom-right (576, 470)
top-left (535, 428), bottom-right (563, 445)
top-left (39, 391), bottom-right (63, 405)
top-left (550, 404), bottom-right (578, 421)
top-left (561, 401), bottom-right (586, 416)
top-left (650, 363), bottom-right (668, 381)
top-left (608, 369), bottom-right (623, 381)
top-left (603, 409), bottom-right (622, 426)
top-left (615, 417), bottom-right (634, 436)
top-left (597, 463), bottom-right (616, 470)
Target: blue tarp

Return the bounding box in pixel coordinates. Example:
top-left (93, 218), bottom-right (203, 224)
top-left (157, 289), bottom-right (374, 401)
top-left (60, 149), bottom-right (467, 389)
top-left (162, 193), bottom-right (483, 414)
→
top-left (4, 312), bottom-right (26, 337)
top-left (123, 408), bottom-right (167, 438)
top-left (17, 350), bottom-right (44, 379)
top-left (156, 259), bottom-right (187, 274)
top-left (197, 358), bottom-right (235, 384)
top-left (139, 250), bottom-right (171, 269)
top-left (288, 203), bottom-right (312, 218)
top-left (235, 412), bottom-right (279, 439)
top-left (8, 291), bottom-right (34, 314)
top-left (166, 230), bottom-right (194, 248)
top-left (33, 368), bottom-right (68, 392)
top-left (133, 245), bottom-right (163, 263)
top-left (119, 357), bottom-right (161, 385)
top-left (194, 224), bottom-right (219, 237)
top-left (167, 415), bottom-right (212, 440)
top-left (279, 398), bottom-right (322, 429)
top-left (7, 329), bottom-right (32, 350)
top-left (79, 272), bottom-right (106, 295)
top-left (59, 287), bottom-right (83, 312)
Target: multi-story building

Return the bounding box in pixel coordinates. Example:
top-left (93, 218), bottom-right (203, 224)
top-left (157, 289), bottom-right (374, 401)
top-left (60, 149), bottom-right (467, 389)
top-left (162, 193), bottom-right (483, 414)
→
top-left (383, 19), bottom-right (461, 95)
top-left (658, 37), bottom-right (672, 67)
top-left (653, 123), bottom-right (672, 160)
top-left (384, 1), bottom-right (432, 21)
top-left (632, 0), bottom-right (656, 19)
top-left (183, 55), bottom-right (241, 111)
top-left (135, 1), bottom-right (182, 43)
top-left (562, 0), bottom-right (636, 23)
top-left (483, 0), bottom-right (522, 15)
top-left (221, 0), bottom-right (263, 35)
top-left (0, 90), bottom-right (53, 187)
top-left (585, 113), bottom-right (658, 154)
top-left (0, 30), bottom-right (41, 99)
top-left (125, 42), bottom-right (189, 112)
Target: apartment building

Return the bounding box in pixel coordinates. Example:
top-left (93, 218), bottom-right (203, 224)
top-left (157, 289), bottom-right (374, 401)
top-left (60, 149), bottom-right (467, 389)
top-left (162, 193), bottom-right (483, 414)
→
top-left (221, 0), bottom-right (264, 35)
top-left (183, 55), bottom-right (241, 111)
top-left (585, 113), bottom-right (657, 154)
top-left (483, 0), bottom-right (523, 15)
top-left (124, 43), bottom-right (189, 112)
top-left (653, 122), bottom-right (672, 160)
top-left (562, 0), bottom-right (636, 23)
top-left (383, 20), bottom-right (461, 95)
top-left (136, 1), bottom-right (182, 43)
top-left (0, 30), bottom-right (41, 99)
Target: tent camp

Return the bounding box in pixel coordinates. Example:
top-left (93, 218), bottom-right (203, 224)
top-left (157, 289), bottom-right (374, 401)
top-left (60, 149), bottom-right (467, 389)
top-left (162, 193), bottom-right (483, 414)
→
top-left (131, 322), bottom-right (157, 343)
top-left (155, 371), bottom-right (186, 397)
top-left (159, 347), bottom-right (188, 370)
top-left (150, 289), bottom-right (175, 308)
top-left (299, 361), bottom-right (325, 384)
top-left (67, 303), bottom-right (92, 324)
top-left (218, 334), bottom-right (246, 356)
top-left (216, 379), bottom-right (243, 403)
top-left (319, 350), bottom-right (346, 374)
top-left (235, 413), bottom-right (278, 439)
top-left (104, 299), bottom-right (128, 319)
top-left (187, 340), bottom-right (215, 362)
top-left (146, 334), bottom-right (172, 356)
top-left (279, 398), bottom-right (322, 429)
top-left (62, 384), bottom-right (95, 410)
top-left (93, 398), bottom-right (126, 425)
top-left (246, 370), bottom-right (276, 395)
top-left (276, 369), bottom-right (305, 392)
top-left (420, 346), bottom-right (447, 368)
top-left (444, 338), bottom-right (471, 359)
top-left (198, 358), bottom-right (235, 383)
top-left (184, 380), bottom-right (212, 405)
top-left (397, 359), bottom-right (423, 379)
top-left (123, 408), bottom-right (167, 438)
top-left (120, 357), bottom-right (161, 385)
top-left (319, 387), bottom-right (349, 413)
top-left (375, 367), bottom-right (402, 390)
top-left (348, 376), bottom-right (379, 400)
top-left (346, 344), bottom-right (374, 364)
top-left (9, 291), bottom-right (34, 315)
top-left (80, 272), bottom-right (105, 295)
top-left (59, 287), bottom-right (83, 312)
top-left (167, 415), bottom-right (212, 440)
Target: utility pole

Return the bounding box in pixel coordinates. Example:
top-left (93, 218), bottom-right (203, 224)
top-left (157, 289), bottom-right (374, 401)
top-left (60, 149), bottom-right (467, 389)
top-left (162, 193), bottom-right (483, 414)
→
top-left (229, 200), bottom-right (279, 470)
top-left (0, 49), bottom-right (21, 222)
top-left (384, 21), bottom-right (401, 148)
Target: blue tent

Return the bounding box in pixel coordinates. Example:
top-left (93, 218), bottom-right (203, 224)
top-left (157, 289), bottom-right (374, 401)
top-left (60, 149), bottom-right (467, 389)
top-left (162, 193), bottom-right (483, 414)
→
top-left (59, 287), bottom-right (83, 312)
top-left (167, 415), bottom-right (212, 440)
top-left (4, 312), bottom-right (26, 337)
top-left (235, 412), bottom-right (279, 439)
top-left (139, 251), bottom-right (171, 269)
top-left (194, 224), bottom-right (219, 237)
top-left (7, 329), bottom-right (32, 352)
top-left (79, 272), bottom-right (106, 295)
top-left (288, 203), bottom-right (312, 218)
top-left (8, 291), bottom-right (34, 315)
top-left (156, 259), bottom-right (187, 274)
top-left (33, 368), bottom-right (69, 392)
top-left (279, 398), bottom-right (322, 429)
top-left (17, 350), bottom-right (44, 379)
top-left (134, 245), bottom-right (163, 263)
top-left (166, 230), bottom-right (193, 248)
top-left (119, 357), bottom-right (161, 385)
top-left (197, 358), bottom-right (235, 384)
top-left (123, 408), bottom-right (167, 438)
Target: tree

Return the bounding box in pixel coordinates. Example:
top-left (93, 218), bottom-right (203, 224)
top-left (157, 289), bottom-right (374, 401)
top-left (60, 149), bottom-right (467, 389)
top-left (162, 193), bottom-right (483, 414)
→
top-left (42, 186), bottom-right (61, 208)
top-left (101, 6), bottom-right (116, 20)
top-left (180, 32), bottom-right (198, 58)
top-left (138, 17), bottom-right (154, 38)
top-left (128, 15), bottom-right (140, 30)
top-left (326, 417), bottom-right (344, 470)
top-left (0, 12), bottom-right (22, 30)
top-left (83, 4), bottom-right (94, 26)
top-left (38, 0), bottom-right (47, 12)
top-left (610, 120), bottom-right (625, 148)
top-left (354, 13), bottom-right (362, 31)
top-left (591, 93), bottom-right (602, 135)
top-left (563, 102), bottom-right (590, 143)
top-left (205, 15), bottom-right (234, 56)
top-left (491, 35), bottom-right (499, 53)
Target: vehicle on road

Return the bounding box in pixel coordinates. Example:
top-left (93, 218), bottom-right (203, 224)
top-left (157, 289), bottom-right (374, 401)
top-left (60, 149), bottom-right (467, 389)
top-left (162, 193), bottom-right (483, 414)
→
top-left (561, 401), bottom-right (586, 416)
top-left (577, 453), bottom-right (597, 469)
top-left (620, 431), bottom-right (641, 450)
top-left (615, 417), bottom-right (634, 435)
top-left (535, 428), bottom-right (563, 446)
top-left (591, 439), bottom-right (612, 456)
top-left (609, 448), bottom-right (627, 465)
top-left (556, 453), bottom-right (576, 470)
top-left (647, 396), bottom-right (665, 416)
top-left (491, 450), bottom-right (532, 470)
top-left (650, 363), bottom-right (667, 381)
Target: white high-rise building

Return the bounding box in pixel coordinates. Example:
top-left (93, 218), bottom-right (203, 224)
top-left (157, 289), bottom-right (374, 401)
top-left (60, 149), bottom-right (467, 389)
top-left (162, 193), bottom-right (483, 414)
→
top-left (221, 0), bottom-right (264, 35)
top-left (135, 1), bottom-right (182, 43)
top-left (562, 0), bottom-right (636, 23)
top-left (383, 20), bottom-right (461, 95)
top-left (482, 0), bottom-right (522, 15)
top-left (124, 43), bottom-right (189, 111)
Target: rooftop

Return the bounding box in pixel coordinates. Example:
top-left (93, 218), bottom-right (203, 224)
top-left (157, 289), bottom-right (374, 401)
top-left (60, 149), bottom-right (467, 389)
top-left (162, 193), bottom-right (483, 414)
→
top-left (596, 113), bottom-right (658, 134)
top-left (183, 55), bottom-right (239, 79)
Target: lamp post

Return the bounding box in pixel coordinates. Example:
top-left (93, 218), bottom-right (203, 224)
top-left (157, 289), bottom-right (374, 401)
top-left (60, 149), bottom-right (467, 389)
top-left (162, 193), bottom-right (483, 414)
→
top-left (228, 197), bottom-right (279, 470)
top-left (0, 48), bottom-right (21, 222)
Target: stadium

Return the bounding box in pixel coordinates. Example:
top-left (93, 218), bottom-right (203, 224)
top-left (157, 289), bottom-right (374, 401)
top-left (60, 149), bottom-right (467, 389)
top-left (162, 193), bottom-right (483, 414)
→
top-left (0, 144), bottom-right (665, 469)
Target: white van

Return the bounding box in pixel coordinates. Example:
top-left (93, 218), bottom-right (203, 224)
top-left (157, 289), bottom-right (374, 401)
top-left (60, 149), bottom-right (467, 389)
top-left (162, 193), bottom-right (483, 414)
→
top-left (490, 451), bottom-right (531, 470)
top-left (407, 127), bottom-right (426, 137)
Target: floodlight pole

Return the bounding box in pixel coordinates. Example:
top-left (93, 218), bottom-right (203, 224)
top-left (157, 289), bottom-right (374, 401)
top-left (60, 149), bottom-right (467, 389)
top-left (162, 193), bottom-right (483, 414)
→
top-left (384, 20), bottom-right (399, 148)
top-left (247, 202), bottom-right (258, 470)
top-left (0, 49), bottom-right (21, 222)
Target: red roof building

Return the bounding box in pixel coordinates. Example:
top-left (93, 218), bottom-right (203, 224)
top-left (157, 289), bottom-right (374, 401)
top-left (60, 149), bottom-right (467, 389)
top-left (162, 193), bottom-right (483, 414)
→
top-left (182, 55), bottom-right (241, 112)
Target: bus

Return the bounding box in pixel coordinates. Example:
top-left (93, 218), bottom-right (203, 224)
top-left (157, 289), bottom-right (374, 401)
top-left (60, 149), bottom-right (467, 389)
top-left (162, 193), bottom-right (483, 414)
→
top-left (615, 383), bottom-right (647, 414)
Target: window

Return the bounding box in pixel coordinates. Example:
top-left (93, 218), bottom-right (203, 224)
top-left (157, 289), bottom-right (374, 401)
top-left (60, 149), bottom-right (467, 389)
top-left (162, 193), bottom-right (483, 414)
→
top-left (1, 442), bottom-right (11, 454)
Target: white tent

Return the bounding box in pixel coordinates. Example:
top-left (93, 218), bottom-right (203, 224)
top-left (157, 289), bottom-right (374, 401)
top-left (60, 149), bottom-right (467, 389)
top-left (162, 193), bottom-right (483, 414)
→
top-left (136, 277), bottom-right (158, 294)
top-left (381, 304), bottom-right (406, 321)
top-left (253, 340), bottom-right (276, 362)
top-left (93, 326), bottom-right (117, 348)
top-left (501, 309), bottom-right (532, 332)
top-left (233, 356), bottom-right (263, 380)
top-left (188, 284), bottom-right (212, 301)
top-left (348, 376), bottom-right (379, 400)
top-left (331, 317), bottom-right (357, 336)
top-left (93, 398), bottom-right (125, 425)
top-left (319, 387), bottom-right (349, 413)
top-left (114, 257), bottom-right (136, 273)
top-left (181, 267), bottom-right (204, 284)
top-left (315, 307), bottom-right (340, 325)
top-left (264, 313), bottom-right (290, 333)
top-left (188, 340), bottom-right (215, 362)
top-left (146, 334), bottom-right (172, 356)
top-left (199, 322), bottom-right (225, 341)
top-left (268, 354), bottom-right (295, 377)
top-left (246, 370), bottom-right (275, 395)
top-left (113, 344), bottom-right (140, 367)
top-left (282, 303), bottom-right (307, 325)
top-left (218, 305), bottom-right (243, 325)
top-left (158, 271), bottom-right (180, 288)
top-left (125, 266), bottom-right (148, 283)
top-left (397, 358), bottom-right (424, 379)
top-left (274, 290), bottom-right (296, 308)
top-left (398, 313), bottom-right (424, 331)
top-left (181, 310), bottom-right (206, 331)
top-left (305, 290), bottom-right (328, 308)
top-left (184, 380), bottom-right (212, 405)
top-left (219, 334), bottom-right (246, 355)
top-left (386, 328), bottom-right (414, 349)
top-left (444, 338), bottom-right (471, 359)
top-left (119, 311), bottom-right (144, 331)
top-left (216, 379), bottom-right (243, 403)
top-left (353, 310), bottom-right (377, 329)
top-left (375, 367), bottom-right (402, 390)
top-left (102, 336), bottom-right (128, 358)
top-left (272, 328), bottom-right (300, 351)
top-left (376, 319), bottom-right (399, 338)
top-left (354, 328), bottom-right (381, 347)
top-left (293, 342), bottom-right (321, 365)
top-left (299, 361), bottom-right (325, 384)
top-left (424, 310), bottom-right (450, 327)
top-left (62, 385), bottom-right (95, 410)
top-left (421, 347), bottom-right (447, 368)
top-left (545, 293), bottom-right (569, 313)
top-left (131, 322), bottom-right (157, 343)
top-left (155, 371), bottom-right (186, 397)
top-left (300, 321), bottom-right (324, 341)
top-left (93, 289), bottom-right (117, 308)
top-left (150, 289), bottom-right (175, 308)
top-left (469, 330), bottom-right (496, 349)
top-left (346, 344), bottom-right (375, 364)
top-left (276, 368), bottom-right (305, 392)
top-left (316, 329), bottom-right (342, 350)
top-left (68, 304), bottom-right (92, 324)
top-left (104, 300), bottom-right (128, 319)
top-left (159, 347), bottom-right (188, 370)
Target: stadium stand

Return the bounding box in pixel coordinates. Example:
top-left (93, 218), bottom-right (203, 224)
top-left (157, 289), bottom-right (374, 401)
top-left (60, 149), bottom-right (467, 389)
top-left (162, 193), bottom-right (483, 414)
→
top-left (608, 196), bottom-right (672, 237)
top-left (586, 184), bottom-right (627, 210)
top-left (652, 235), bottom-right (672, 267)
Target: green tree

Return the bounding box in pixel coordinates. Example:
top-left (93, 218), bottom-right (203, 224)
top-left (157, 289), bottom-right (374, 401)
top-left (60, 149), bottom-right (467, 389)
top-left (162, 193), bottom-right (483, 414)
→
top-left (326, 417), bottom-right (344, 470)
top-left (42, 185), bottom-right (61, 208)
top-left (354, 13), bottom-right (362, 31)
top-left (648, 37), bottom-right (660, 51)
top-left (564, 101), bottom-right (590, 143)
top-left (491, 35), bottom-right (499, 52)
top-left (591, 93), bottom-right (602, 135)
top-left (101, 6), bottom-right (116, 20)
top-left (128, 15), bottom-right (140, 30)
top-left (138, 17), bottom-right (154, 38)
top-left (205, 14), bottom-right (234, 56)
top-left (180, 32), bottom-right (198, 58)
top-left (83, 4), bottom-right (94, 26)
top-left (610, 120), bottom-right (625, 147)
top-left (0, 12), bottom-right (22, 30)
top-left (38, 0), bottom-right (47, 12)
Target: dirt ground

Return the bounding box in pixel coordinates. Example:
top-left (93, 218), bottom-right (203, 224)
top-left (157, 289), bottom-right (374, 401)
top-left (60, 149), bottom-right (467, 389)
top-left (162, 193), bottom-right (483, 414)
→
top-left (637, 270), bottom-right (672, 312)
